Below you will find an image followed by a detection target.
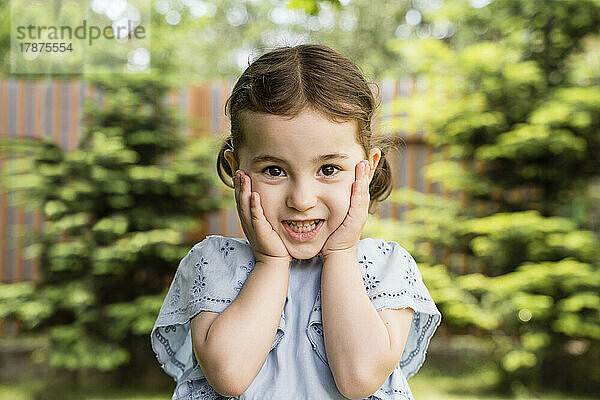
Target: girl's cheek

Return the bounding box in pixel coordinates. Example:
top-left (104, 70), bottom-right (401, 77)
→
top-left (330, 184), bottom-right (352, 217)
top-left (253, 183), bottom-right (278, 217)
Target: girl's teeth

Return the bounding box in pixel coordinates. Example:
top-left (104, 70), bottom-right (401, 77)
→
top-left (287, 220), bottom-right (319, 232)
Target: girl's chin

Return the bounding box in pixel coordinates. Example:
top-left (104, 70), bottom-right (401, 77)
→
top-left (286, 243), bottom-right (323, 261)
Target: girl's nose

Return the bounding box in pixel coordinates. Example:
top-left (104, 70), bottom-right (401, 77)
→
top-left (285, 179), bottom-right (318, 212)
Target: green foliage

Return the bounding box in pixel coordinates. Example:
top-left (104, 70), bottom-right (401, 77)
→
top-left (0, 0), bottom-right (10, 74)
top-left (369, 0), bottom-right (600, 393)
top-left (45, 324), bottom-right (131, 371)
top-left (368, 190), bottom-right (600, 392)
top-left (104, 294), bottom-right (166, 338)
top-left (0, 70), bottom-right (224, 373)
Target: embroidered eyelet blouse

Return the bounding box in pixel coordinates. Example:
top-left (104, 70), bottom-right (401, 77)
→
top-left (151, 235), bottom-right (442, 400)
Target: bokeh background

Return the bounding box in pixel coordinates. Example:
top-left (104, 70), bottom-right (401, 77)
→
top-left (0, 0), bottom-right (599, 399)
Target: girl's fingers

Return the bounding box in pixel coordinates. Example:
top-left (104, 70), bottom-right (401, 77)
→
top-left (237, 173), bottom-right (270, 236)
top-left (353, 161), bottom-right (368, 200)
top-left (235, 171), bottom-right (251, 226)
top-left (233, 170), bottom-right (242, 213)
top-left (249, 192), bottom-right (271, 235)
top-left (234, 171), bottom-right (241, 208)
top-left (250, 192), bottom-right (261, 222)
top-left (361, 160), bottom-right (370, 196)
top-left (348, 160), bottom-right (370, 219)
top-left (234, 171), bottom-right (289, 261)
top-left (362, 160), bottom-right (370, 196)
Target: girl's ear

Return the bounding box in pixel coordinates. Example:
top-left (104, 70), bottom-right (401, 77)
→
top-left (224, 149), bottom-right (239, 174)
top-left (367, 148), bottom-right (382, 182)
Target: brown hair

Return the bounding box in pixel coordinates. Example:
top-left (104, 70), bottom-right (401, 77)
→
top-left (216, 44), bottom-right (404, 214)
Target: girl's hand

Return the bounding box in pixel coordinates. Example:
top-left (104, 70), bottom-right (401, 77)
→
top-left (321, 160), bottom-right (370, 259)
top-left (234, 170), bottom-right (292, 264)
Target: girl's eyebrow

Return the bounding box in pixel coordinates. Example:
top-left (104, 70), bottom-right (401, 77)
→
top-left (251, 153), bottom-right (350, 165)
top-left (315, 153), bottom-right (350, 163)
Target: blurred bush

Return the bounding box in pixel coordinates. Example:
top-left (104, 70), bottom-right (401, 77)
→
top-left (366, 0), bottom-right (600, 395)
top-left (0, 72), bottom-right (225, 377)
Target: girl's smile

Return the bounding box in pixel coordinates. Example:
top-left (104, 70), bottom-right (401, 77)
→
top-left (283, 219), bottom-right (325, 242)
top-left (225, 107), bottom-right (380, 260)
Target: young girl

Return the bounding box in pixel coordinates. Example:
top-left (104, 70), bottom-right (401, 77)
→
top-left (151, 44), bottom-right (441, 400)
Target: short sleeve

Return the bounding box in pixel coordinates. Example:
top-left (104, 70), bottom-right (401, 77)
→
top-left (150, 235), bottom-right (286, 399)
top-left (357, 238), bottom-right (442, 380)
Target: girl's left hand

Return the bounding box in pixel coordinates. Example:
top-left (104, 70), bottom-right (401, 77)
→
top-left (321, 160), bottom-right (371, 259)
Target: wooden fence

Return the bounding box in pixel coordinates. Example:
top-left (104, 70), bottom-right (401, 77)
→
top-left (0, 76), bottom-right (471, 337)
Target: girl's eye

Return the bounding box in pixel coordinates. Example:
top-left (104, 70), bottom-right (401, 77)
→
top-left (263, 166), bottom-right (285, 177)
top-left (320, 165), bottom-right (340, 177)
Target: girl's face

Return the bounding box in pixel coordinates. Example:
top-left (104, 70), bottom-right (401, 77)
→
top-left (226, 108), bottom-right (381, 260)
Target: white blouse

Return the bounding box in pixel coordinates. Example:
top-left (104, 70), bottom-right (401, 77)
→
top-left (151, 235), bottom-right (442, 399)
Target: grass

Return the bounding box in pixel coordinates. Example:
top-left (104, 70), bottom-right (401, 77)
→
top-left (0, 383), bottom-right (171, 400)
top-left (409, 366), bottom-right (599, 400)
top-left (2, 376), bottom-right (598, 400)
top-left (0, 364), bottom-right (597, 400)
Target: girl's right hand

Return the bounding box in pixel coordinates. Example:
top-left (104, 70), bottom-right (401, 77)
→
top-left (234, 170), bottom-right (292, 264)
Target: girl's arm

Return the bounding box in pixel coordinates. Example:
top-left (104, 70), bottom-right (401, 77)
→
top-left (321, 250), bottom-right (413, 399)
top-left (191, 257), bottom-right (289, 397)
top-left (192, 168), bottom-right (292, 396)
top-left (320, 161), bottom-right (413, 399)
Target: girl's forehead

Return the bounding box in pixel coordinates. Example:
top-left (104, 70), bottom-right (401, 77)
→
top-left (239, 109), bottom-right (362, 153)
